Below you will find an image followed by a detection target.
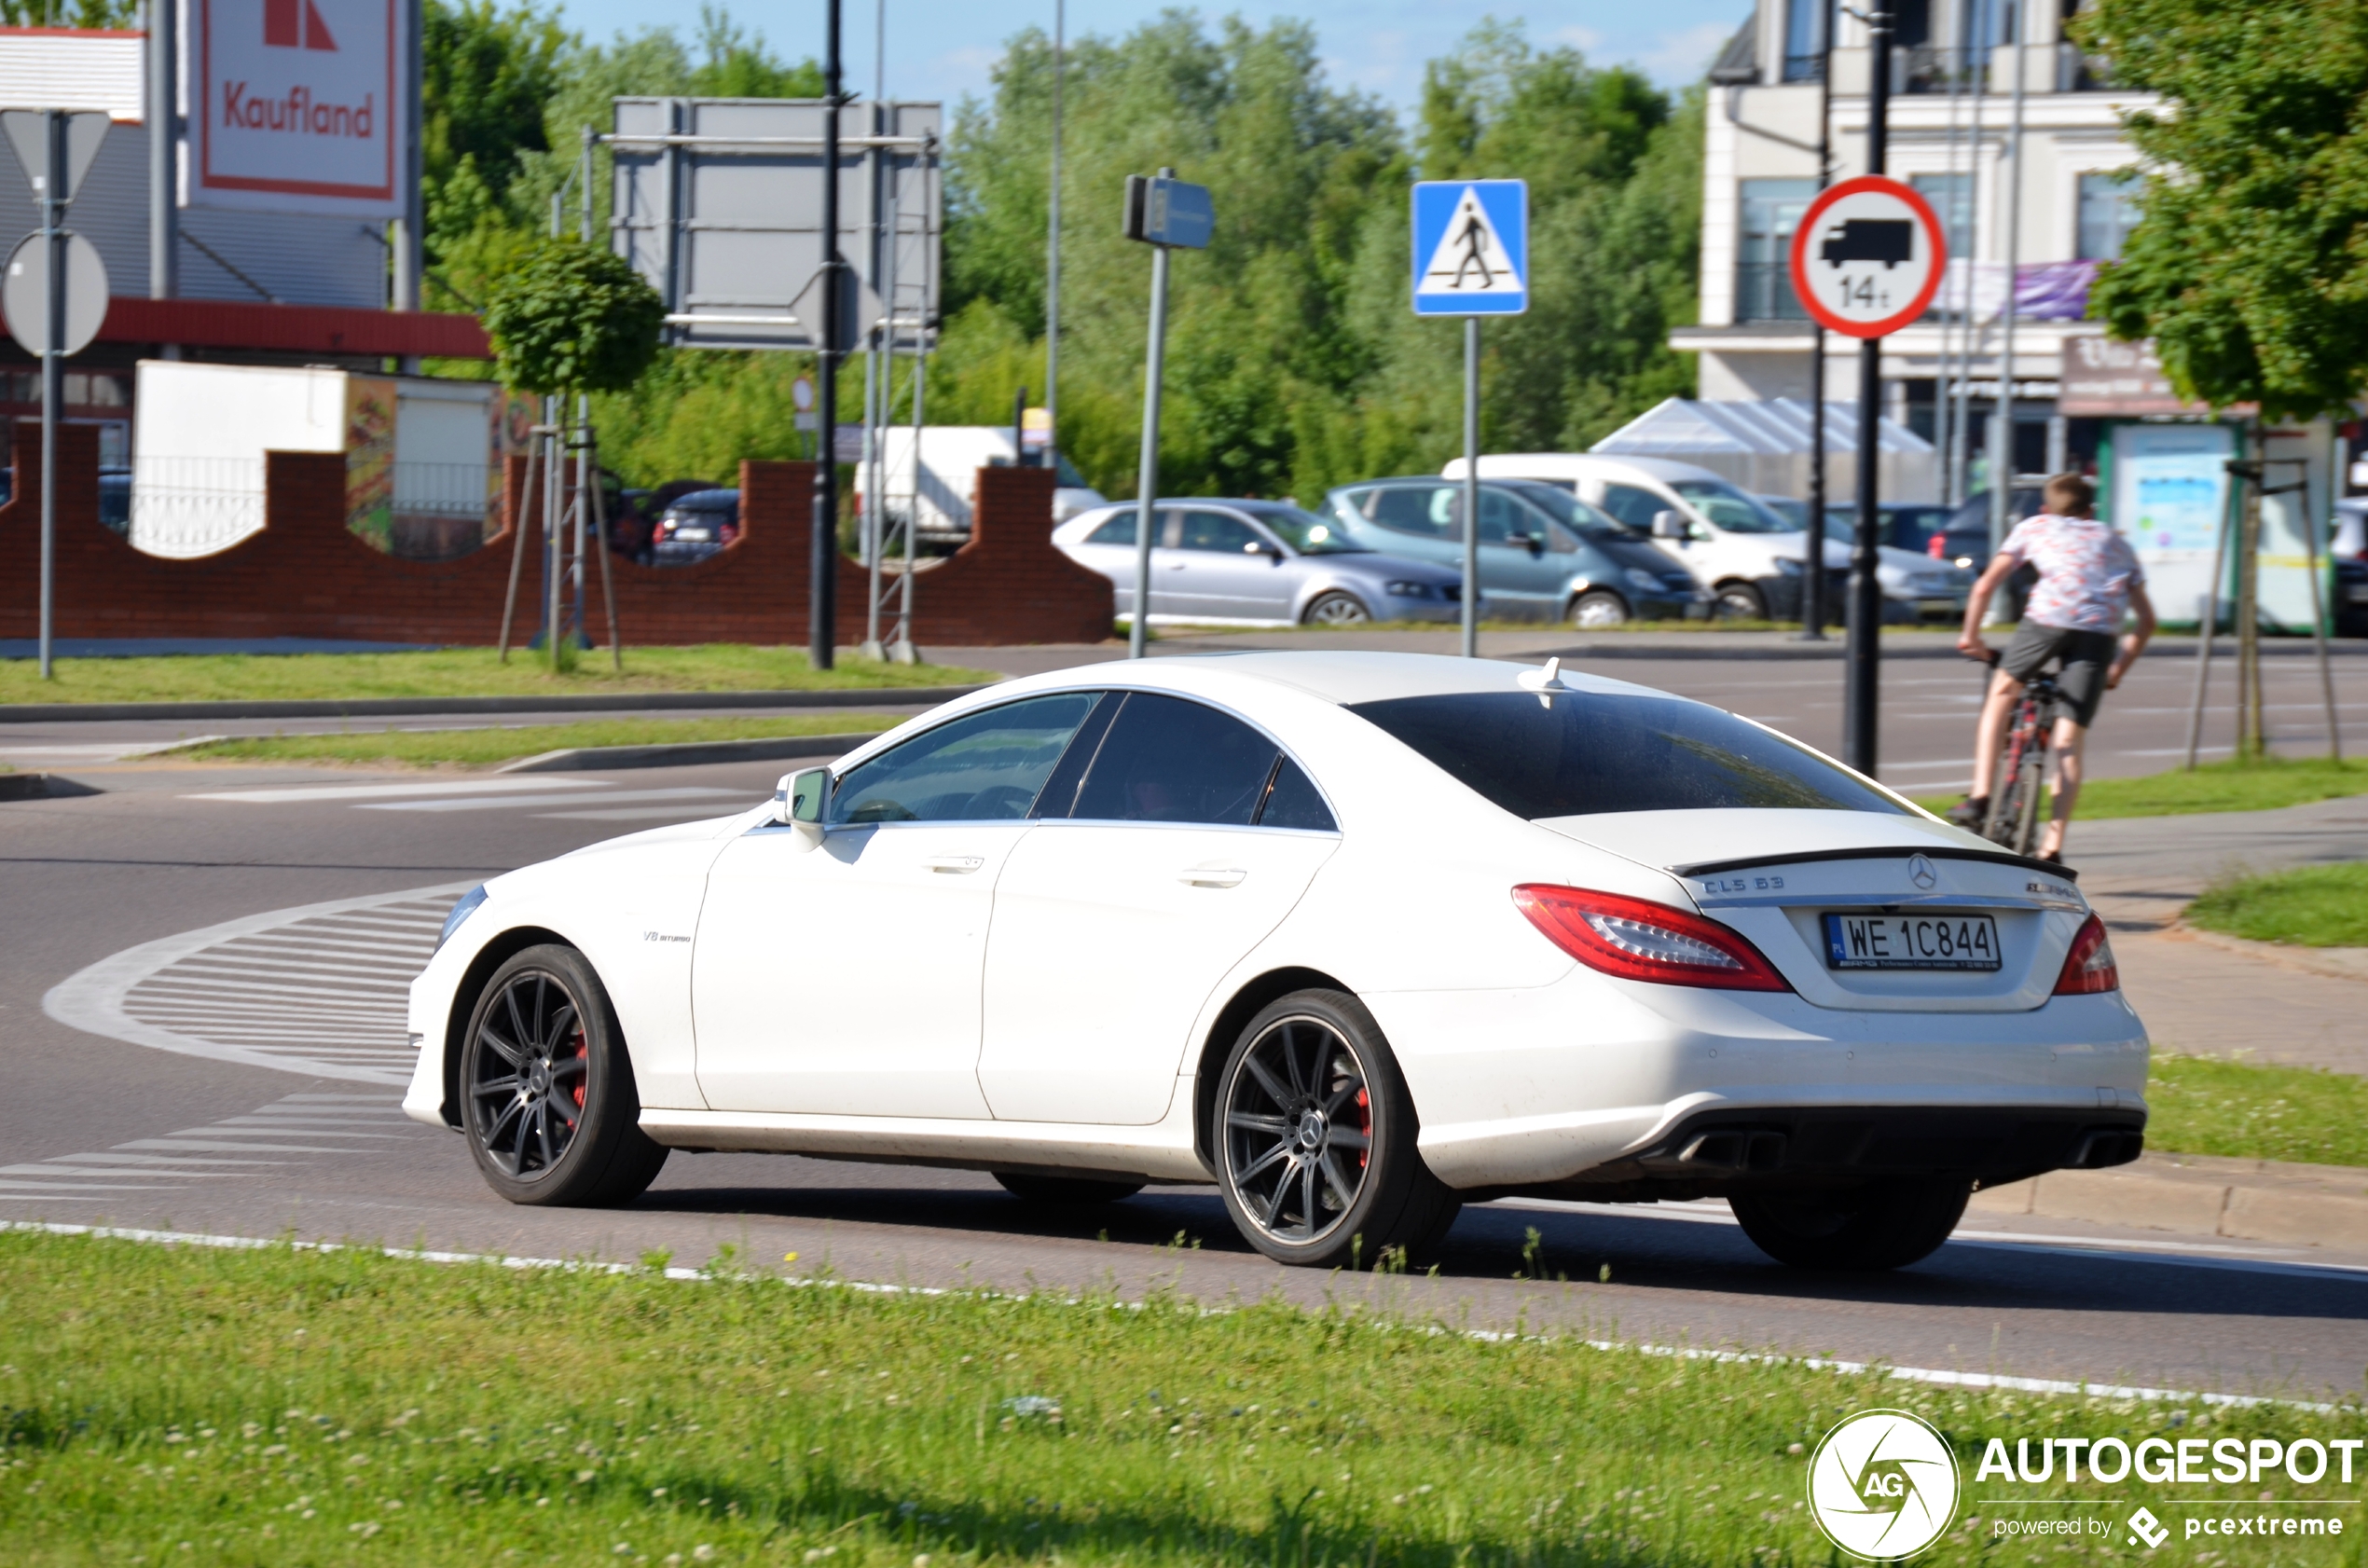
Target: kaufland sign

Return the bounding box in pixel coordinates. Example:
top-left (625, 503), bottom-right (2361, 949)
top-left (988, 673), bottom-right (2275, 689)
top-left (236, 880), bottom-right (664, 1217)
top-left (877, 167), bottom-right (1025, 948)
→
top-left (192, 0), bottom-right (406, 214)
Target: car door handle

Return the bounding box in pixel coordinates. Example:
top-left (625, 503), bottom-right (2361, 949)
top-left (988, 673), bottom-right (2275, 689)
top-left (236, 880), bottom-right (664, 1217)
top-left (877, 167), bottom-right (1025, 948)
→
top-left (1178, 866), bottom-right (1247, 887)
top-left (923, 855), bottom-right (985, 873)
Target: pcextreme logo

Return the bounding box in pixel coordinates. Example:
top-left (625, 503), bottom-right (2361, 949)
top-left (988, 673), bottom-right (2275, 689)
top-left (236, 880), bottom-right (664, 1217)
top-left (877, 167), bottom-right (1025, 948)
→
top-left (1808, 1409), bottom-right (1962, 1560)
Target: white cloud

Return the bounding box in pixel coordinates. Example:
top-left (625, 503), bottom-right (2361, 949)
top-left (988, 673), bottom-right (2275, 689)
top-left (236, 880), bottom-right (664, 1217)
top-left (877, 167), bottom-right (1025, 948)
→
top-left (1551, 25), bottom-right (1606, 53)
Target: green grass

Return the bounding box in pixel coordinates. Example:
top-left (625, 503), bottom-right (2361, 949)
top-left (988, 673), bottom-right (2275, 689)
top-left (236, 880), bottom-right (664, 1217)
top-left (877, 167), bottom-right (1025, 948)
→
top-left (1, 1229), bottom-right (2354, 1567)
top-left (2185, 863), bottom-right (2368, 948)
top-left (0, 647), bottom-right (998, 706)
top-left (1914, 756), bottom-right (2368, 821)
top-left (172, 715), bottom-right (905, 771)
top-left (2141, 1052), bottom-right (2368, 1167)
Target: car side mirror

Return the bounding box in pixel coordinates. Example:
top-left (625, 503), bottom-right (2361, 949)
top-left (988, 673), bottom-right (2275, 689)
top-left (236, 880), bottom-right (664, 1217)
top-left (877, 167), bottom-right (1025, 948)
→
top-left (1243, 540), bottom-right (1283, 561)
top-left (772, 766), bottom-right (830, 848)
top-left (1651, 510), bottom-right (1687, 540)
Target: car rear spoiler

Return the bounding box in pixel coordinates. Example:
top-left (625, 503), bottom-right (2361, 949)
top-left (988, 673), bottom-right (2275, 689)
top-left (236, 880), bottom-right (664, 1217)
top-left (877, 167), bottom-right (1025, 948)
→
top-left (1672, 845), bottom-right (2075, 882)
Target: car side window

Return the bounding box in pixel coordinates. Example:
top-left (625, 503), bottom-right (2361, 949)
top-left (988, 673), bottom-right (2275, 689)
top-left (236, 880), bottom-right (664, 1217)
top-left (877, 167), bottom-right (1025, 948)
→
top-left (1085, 513), bottom-right (1137, 546)
top-left (1599, 484), bottom-right (1666, 532)
top-left (829, 694), bottom-right (1099, 824)
top-left (1177, 510), bottom-right (1260, 554)
top-left (1062, 693), bottom-right (1280, 827)
top-left (1364, 486), bottom-right (1451, 538)
top-left (1257, 758), bottom-right (1337, 832)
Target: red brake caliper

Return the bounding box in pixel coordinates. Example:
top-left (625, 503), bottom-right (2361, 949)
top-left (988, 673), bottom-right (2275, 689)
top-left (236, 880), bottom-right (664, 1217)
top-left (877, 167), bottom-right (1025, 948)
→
top-left (570, 1026), bottom-right (588, 1114)
top-left (1356, 1087), bottom-right (1370, 1170)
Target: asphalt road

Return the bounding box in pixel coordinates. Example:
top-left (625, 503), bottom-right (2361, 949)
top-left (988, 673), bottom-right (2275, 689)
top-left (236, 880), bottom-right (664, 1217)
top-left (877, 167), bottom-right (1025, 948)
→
top-left (5, 643), bottom-right (2368, 1403)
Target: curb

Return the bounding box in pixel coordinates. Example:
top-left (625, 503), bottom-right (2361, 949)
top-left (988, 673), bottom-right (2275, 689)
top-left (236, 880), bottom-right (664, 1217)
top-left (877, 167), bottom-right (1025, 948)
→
top-left (0, 684), bottom-right (991, 725)
top-left (2168, 921), bottom-right (2368, 984)
top-left (499, 732), bottom-right (887, 774)
top-left (1970, 1150), bottom-right (2368, 1250)
top-left (0, 772), bottom-right (103, 801)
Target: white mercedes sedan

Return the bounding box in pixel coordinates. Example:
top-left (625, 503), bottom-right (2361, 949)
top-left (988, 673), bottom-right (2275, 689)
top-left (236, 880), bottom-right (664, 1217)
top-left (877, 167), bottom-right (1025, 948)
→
top-left (403, 652), bottom-right (2147, 1272)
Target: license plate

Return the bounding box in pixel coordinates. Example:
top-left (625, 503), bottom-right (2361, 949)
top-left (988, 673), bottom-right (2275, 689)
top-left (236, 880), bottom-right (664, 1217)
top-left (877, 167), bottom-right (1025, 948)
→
top-left (1823, 912), bottom-right (2001, 970)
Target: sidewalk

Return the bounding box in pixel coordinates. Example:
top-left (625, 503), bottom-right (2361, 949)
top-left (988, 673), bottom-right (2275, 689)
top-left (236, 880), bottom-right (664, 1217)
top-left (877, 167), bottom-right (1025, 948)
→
top-left (2067, 794), bottom-right (2368, 1074)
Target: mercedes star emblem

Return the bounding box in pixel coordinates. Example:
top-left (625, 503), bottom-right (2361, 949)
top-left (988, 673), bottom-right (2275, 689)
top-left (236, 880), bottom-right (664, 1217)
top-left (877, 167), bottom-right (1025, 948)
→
top-left (1907, 854), bottom-right (1938, 890)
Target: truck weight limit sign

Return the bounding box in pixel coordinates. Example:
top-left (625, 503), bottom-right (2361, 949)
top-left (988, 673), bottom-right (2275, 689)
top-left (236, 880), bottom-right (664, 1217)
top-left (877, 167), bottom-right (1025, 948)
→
top-left (1787, 175), bottom-right (1947, 338)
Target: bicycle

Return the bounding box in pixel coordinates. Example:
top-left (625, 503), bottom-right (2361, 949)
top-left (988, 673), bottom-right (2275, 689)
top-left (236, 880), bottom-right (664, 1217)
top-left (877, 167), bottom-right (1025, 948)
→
top-left (1969, 648), bottom-right (2062, 856)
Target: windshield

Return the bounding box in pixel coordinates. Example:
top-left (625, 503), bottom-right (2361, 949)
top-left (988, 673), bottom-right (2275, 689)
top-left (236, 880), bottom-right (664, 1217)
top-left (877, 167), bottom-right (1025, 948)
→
top-left (1670, 479), bottom-right (1800, 534)
top-left (1499, 482), bottom-right (1645, 543)
top-left (1237, 502), bottom-right (1372, 555)
top-left (1347, 691), bottom-right (1907, 818)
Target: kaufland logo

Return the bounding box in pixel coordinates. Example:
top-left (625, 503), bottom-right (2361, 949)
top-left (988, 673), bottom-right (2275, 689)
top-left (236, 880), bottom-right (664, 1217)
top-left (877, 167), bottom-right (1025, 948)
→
top-left (264, 0), bottom-right (337, 50)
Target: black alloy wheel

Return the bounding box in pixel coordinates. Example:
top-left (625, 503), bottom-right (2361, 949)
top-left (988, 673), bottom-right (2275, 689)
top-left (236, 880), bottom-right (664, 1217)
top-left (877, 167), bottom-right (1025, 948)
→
top-left (461, 944), bottom-right (668, 1207)
top-left (1215, 989), bottom-right (1459, 1269)
top-left (1728, 1179), bottom-right (1971, 1270)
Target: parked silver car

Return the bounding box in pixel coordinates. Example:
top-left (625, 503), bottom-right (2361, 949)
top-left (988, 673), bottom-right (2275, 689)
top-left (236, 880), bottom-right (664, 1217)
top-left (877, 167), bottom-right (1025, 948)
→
top-left (1053, 499), bottom-right (1470, 626)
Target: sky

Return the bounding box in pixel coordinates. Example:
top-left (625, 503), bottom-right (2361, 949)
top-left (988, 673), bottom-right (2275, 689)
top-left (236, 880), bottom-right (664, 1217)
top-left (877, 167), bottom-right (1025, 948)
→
top-left (551, 0), bottom-right (1753, 113)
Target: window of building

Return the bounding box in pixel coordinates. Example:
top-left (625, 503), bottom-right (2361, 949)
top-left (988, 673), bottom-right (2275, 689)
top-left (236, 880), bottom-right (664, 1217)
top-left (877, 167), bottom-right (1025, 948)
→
top-left (2077, 172), bottom-right (2141, 261)
top-left (1910, 172), bottom-right (1975, 264)
top-left (1783, 0), bottom-right (1827, 82)
top-left (1735, 179), bottom-right (1818, 323)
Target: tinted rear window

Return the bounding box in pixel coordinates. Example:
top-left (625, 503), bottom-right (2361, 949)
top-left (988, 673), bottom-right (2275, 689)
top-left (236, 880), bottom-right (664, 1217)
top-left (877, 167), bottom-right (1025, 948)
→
top-left (1346, 692), bottom-right (1907, 818)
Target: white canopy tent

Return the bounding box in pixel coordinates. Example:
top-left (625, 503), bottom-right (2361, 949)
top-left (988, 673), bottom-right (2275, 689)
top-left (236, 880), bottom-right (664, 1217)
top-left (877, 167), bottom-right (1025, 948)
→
top-left (1590, 398), bottom-right (1936, 504)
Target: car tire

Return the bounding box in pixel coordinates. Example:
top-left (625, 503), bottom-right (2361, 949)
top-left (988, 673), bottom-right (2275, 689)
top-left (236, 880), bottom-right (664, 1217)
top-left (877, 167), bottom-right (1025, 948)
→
top-left (1712, 582), bottom-right (1768, 622)
top-left (1570, 590), bottom-right (1629, 629)
top-left (460, 944), bottom-right (668, 1208)
top-left (994, 1172), bottom-right (1147, 1205)
top-left (1301, 592), bottom-right (1373, 627)
top-left (1728, 1179), bottom-right (1971, 1271)
top-left (1213, 988), bottom-right (1459, 1269)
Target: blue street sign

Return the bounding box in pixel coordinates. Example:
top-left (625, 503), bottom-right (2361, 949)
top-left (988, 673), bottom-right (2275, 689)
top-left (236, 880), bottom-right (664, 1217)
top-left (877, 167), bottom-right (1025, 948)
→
top-left (1124, 173), bottom-right (1214, 250)
top-left (1411, 179), bottom-right (1527, 316)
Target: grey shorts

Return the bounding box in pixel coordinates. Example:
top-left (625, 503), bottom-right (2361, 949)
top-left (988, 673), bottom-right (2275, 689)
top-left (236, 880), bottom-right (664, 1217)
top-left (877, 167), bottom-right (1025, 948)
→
top-left (2001, 621), bottom-right (2118, 728)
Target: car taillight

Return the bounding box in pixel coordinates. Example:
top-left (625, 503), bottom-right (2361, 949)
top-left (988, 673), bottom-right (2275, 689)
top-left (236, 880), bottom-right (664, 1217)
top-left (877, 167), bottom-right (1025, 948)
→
top-left (2053, 913), bottom-right (2119, 995)
top-left (1511, 885), bottom-right (1790, 992)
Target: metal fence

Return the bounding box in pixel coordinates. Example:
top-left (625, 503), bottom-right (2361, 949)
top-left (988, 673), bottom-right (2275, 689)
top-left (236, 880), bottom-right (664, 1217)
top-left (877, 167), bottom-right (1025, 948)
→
top-left (121, 457), bottom-right (496, 560)
top-left (126, 456), bottom-right (269, 560)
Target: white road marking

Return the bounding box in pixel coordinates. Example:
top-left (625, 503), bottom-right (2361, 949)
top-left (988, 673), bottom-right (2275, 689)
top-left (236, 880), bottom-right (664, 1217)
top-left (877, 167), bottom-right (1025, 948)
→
top-left (533, 805), bottom-right (745, 822)
top-left (184, 779), bottom-right (608, 804)
top-left (0, 1096), bottom-right (427, 1204)
top-left (361, 786), bottom-right (739, 814)
top-left (44, 884), bottom-right (467, 1084)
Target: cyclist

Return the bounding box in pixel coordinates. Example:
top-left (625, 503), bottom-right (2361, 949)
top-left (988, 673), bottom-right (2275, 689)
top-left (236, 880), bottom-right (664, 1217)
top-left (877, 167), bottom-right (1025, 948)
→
top-left (1948, 473), bottom-right (2155, 862)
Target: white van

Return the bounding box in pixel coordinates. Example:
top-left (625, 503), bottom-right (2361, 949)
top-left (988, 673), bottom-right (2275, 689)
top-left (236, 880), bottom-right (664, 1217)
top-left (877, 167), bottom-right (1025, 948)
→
top-left (1443, 452), bottom-right (1841, 621)
top-left (854, 426), bottom-right (1107, 544)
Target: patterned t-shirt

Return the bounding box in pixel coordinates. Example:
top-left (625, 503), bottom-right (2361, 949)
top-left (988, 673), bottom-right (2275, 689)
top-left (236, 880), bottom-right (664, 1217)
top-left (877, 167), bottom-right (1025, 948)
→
top-left (1997, 513), bottom-right (2146, 633)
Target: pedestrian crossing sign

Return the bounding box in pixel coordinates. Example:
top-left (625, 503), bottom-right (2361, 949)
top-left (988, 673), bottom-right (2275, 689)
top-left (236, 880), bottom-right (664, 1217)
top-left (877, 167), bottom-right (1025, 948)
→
top-left (1411, 179), bottom-right (1527, 316)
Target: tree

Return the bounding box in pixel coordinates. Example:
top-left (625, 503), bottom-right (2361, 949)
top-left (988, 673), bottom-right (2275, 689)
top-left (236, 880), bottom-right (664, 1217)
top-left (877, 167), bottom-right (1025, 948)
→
top-left (2076, 0), bottom-right (2368, 420)
top-left (484, 241), bottom-right (665, 396)
top-left (423, 0), bottom-right (570, 225)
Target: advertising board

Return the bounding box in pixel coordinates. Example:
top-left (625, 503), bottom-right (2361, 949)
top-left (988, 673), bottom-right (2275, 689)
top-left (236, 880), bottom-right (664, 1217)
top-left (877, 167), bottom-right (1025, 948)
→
top-left (189, 0), bottom-right (407, 215)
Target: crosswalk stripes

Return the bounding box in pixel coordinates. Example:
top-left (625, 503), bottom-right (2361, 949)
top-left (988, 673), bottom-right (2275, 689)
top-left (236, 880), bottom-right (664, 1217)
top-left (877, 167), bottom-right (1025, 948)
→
top-left (45, 884), bottom-right (475, 1085)
top-left (180, 777), bottom-right (752, 823)
top-left (0, 1094), bottom-right (430, 1203)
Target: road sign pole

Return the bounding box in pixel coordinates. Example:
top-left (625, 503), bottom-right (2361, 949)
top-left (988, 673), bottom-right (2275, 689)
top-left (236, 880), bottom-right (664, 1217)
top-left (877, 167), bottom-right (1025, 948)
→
top-left (38, 107), bottom-right (62, 682)
top-left (1843, 7), bottom-right (1894, 775)
top-left (1800, 0), bottom-right (1834, 643)
top-left (1129, 232), bottom-right (1171, 660)
top-left (810, 0), bottom-right (843, 671)
top-left (1461, 317), bottom-right (1480, 658)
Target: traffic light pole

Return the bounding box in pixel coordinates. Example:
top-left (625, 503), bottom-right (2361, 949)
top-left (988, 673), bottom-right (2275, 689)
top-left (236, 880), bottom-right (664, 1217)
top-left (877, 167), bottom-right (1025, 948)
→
top-left (1843, 6), bottom-right (1892, 774)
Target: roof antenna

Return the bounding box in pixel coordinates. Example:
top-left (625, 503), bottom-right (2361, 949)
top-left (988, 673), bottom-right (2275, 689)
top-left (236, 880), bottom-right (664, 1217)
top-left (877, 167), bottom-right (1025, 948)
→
top-left (1517, 656), bottom-right (1569, 707)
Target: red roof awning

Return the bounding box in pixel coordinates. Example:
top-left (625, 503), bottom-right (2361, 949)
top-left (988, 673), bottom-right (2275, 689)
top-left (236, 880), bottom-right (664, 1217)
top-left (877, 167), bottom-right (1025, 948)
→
top-left (95, 296), bottom-right (492, 359)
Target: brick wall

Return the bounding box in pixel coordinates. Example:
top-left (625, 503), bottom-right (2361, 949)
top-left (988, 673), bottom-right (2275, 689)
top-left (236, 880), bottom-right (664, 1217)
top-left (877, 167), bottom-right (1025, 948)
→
top-left (0, 427), bottom-right (1112, 647)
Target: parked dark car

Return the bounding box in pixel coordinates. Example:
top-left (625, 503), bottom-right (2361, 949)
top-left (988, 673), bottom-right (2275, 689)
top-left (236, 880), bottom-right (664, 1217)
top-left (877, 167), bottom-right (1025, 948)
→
top-left (1324, 476), bottom-right (1707, 626)
top-left (651, 488), bottom-right (740, 567)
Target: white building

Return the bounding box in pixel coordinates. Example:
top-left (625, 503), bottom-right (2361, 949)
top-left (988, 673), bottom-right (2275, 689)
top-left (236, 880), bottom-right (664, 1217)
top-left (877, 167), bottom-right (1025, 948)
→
top-left (1672, 1), bottom-right (2154, 488)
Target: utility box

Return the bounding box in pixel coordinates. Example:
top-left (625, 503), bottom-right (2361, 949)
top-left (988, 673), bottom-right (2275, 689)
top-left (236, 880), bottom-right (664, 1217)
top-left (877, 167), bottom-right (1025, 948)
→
top-left (130, 362), bottom-right (514, 560)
